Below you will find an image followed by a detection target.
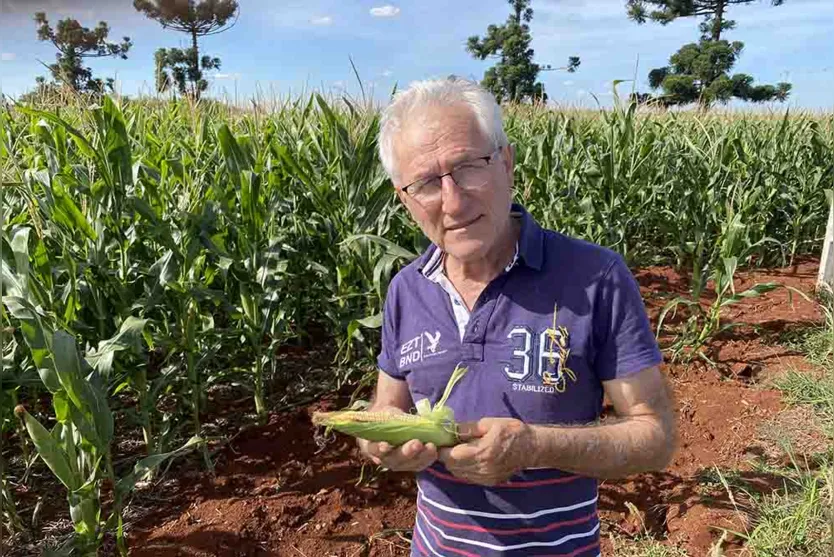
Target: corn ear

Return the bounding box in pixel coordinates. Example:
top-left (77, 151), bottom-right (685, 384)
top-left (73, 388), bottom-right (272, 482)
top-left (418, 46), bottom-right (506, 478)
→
top-left (313, 365), bottom-right (468, 447)
top-left (313, 410), bottom-right (458, 446)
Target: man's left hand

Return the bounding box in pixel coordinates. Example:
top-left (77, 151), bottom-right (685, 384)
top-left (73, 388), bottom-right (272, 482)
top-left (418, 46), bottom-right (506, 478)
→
top-left (438, 418), bottom-right (537, 486)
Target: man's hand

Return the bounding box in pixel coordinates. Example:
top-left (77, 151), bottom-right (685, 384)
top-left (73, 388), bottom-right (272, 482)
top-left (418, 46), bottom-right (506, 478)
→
top-left (438, 367), bottom-right (676, 481)
top-left (356, 374), bottom-right (436, 472)
top-left (360, 439), bottom-right (439, 472)
top-left (438, 418), bottom-right (536, 486)
top-left (356, 406), bottom-right (438, 472)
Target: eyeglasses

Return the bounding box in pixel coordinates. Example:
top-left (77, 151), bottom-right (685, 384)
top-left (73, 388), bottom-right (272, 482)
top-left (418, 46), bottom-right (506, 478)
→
top-left (401, 147), bottom-right (503, 206)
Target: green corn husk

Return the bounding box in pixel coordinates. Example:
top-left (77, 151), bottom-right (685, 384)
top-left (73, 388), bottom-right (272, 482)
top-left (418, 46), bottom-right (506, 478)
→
top-left (313, 365), bottom-right (468, 447)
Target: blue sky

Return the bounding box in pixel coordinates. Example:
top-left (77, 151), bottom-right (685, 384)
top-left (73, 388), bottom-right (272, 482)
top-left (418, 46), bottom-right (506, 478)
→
top-left (0, 0), bottom-right (832, 109)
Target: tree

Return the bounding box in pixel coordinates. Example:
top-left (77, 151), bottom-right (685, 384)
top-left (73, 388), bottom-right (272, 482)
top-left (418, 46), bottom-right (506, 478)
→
top-left (467, 0), bottom-right (579, 103)
top-left (626, 0), bottom-right (791, 107)
top-left (134, 0), bottom-right (238, 99)
top-left (34, 12), bottom-right (131, 93)
top-left (154, 47), bottom-right (220, 95)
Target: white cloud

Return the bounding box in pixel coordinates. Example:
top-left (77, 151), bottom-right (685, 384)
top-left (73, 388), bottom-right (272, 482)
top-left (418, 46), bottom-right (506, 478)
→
top-left (562, 80), bottom-right (574, 86)
top-left (382, 69), bottom-right (393, 77)
top-left (370, 5), bottom-right (400, 18)
top-left (1, 53), bottom-right (16, 61)
top-left (214, 73), bottom-right (241, 80)
top-left (311, 15), bottom-right (333, 26)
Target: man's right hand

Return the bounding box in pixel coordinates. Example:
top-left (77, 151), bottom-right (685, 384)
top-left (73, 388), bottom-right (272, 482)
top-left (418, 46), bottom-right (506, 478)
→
top-left (356, 407), bottom-right (438, 472)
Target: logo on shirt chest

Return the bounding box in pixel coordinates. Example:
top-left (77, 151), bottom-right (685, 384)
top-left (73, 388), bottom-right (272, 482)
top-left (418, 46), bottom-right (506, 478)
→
top-left (503, 305), bottom-right (578, 394)
top-left (399, 331), bottom-right (448, 368)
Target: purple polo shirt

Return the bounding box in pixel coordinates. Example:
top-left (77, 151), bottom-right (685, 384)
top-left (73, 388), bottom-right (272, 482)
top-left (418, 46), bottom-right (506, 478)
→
top-left (378, 204), bottom-right (662, 557)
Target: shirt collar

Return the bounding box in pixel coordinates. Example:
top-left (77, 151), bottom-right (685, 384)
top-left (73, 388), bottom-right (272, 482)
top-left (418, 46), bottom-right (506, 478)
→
top-left (513, 203), bottom-right (545, 271)
top-left (417, 203), bottom-right (544, 277)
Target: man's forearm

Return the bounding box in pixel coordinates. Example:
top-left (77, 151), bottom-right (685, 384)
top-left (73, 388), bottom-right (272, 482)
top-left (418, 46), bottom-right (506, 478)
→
top-left (525, 416), bottom-right (675, 479)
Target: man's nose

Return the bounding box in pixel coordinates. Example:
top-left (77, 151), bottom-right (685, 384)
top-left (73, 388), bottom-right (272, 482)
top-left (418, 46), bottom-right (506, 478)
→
top-left (440, 174), bottom-right (467, 215)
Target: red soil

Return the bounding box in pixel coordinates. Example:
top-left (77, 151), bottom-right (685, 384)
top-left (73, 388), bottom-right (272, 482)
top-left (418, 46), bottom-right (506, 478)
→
top-left (120, 260), bottom-right (826, 556)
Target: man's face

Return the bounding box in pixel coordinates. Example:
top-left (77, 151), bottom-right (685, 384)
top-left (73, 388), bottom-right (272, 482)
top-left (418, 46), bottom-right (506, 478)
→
top-left (392, 104), bottom-right (514, 262)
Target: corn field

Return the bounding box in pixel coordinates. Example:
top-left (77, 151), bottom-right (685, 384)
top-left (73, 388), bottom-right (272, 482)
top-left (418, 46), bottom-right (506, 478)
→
top-left (1, 94), bottom-right (833, 553)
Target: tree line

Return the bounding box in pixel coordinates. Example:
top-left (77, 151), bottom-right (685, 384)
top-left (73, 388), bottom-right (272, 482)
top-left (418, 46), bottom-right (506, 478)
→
top-left (29, 0), bottom-right (238, 101)
top-left (26, 0), bottom-right (791, 109)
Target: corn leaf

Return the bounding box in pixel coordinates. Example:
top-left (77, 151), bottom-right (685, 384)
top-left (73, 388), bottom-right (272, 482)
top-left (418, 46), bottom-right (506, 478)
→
top-left (16, 407), bottom-right (79, 491)
top-left (52, 331), bottom-right (113, 448)
top-left (116, 436), bottom-right (203, 497)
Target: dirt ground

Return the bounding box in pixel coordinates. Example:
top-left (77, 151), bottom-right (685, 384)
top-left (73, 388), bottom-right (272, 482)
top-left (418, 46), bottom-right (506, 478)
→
top-left (13, 261), bottom-right (830, 556)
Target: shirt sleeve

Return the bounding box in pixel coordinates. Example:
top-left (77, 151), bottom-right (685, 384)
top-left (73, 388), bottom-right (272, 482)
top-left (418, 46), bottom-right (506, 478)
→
top-left (377, 279), bottom-right (407, 380)
top-left (592, 254), bottom-right (663, 381)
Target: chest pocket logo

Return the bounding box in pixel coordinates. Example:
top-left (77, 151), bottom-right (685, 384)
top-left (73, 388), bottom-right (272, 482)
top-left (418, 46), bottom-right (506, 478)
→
top-left (399, 330), bottom-right (447, 368)
top-left (424, 331), bottom-right (441, 353)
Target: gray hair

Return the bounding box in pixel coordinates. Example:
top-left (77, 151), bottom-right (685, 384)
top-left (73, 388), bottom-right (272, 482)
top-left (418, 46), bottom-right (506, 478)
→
top-left (378, 76), bottom-right (508, 183)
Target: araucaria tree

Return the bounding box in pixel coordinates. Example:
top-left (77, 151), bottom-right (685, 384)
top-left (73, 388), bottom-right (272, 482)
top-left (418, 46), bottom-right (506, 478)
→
top-left (134, 0), bottom-right (238, 98)
top-left (467, 0), bottom-right (580, 103)
top-left (34, 12), bottom-right (131, 93)
top-left (627, 0), bottom-right (791, 107)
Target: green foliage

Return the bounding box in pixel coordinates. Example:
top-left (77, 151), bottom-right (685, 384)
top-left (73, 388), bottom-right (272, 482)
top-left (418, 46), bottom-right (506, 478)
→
top-left (467, 0), bottom-right (579, 103)
top-left (33, 12), bottom-right (132, 94)
top-left (656, 209), bottom-right (783, 364)
top-left (2, 212), bottom-right (200, 554)
top-left (626, 0), bottom-right (791, 107)
top-left (0, 329), bottom-right (25, 537)
top-left (1, 93), bottom-right (833, 550)
top-left (781, 277), bottom-right (834, 367)
top-left (1, 91), bottom-right (412, 459)
top-left (729, 461), bottom-right (834, 556)
top-left (134, 0), bottom-right (238, 99)
top-left (610, 534), bottom-right (690, 556)
top-left (154, 47), bottom-right (221, 95)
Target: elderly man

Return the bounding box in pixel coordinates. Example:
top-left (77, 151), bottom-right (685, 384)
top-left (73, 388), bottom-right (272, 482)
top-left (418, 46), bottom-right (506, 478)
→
top-left (358, 76), bottom-right (676, 557)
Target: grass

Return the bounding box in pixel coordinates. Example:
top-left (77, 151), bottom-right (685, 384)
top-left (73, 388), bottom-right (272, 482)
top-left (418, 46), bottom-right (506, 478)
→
top-left (683, 450), bottom-right (834, 556)
top-left (731, 462), bottom-right (834, 557)
top-left (780, 289), bottom-right (834, 367)
top-left (608, 534), bottom-right (690, 557)
top-left (782, 327), bottom-right (834, 367)
top-left (775, 369), bottom-right (834, 439)
top-left (740, 295), bottom-right (834, 556)
top-left (776, 286), bottom-right (834, 439)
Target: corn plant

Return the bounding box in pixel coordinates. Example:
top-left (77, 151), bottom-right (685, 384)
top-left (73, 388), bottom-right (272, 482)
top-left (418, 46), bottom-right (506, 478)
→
top-left (213, 123), bottom-right (290, 422)
top-left (271, 95), bottom-right (416, 359)
top-left (507, 99), bottom-right (833, 269)
top-left (2, 226), bottom-right (116, 552)
top-left (6, 106), bottom-right (154, 448)
top-left (657, 209), bottom-right (780, 364)
top-left (0, 387), bottom-right (25, 538)
top-left (3, 227), bottom-right (201, 555)
top-left (0, 318), bottom-right (41, 537)
top-left (0, 211), bottom-right (22, 537)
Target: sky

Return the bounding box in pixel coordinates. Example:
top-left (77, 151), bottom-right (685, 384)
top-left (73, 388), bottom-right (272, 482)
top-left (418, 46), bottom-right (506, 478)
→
top-left (0, 0), bottom-right (832, 109)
